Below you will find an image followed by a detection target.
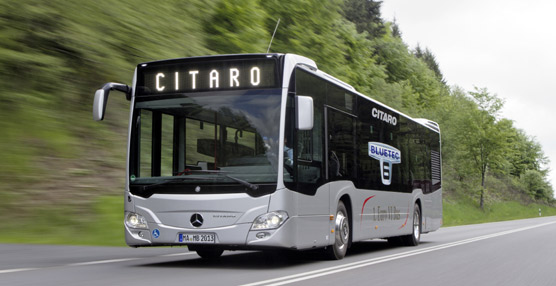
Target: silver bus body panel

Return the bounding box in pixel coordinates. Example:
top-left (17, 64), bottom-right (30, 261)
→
top-left (268, 187), bottom-right (331, 249)
top-left (266, 181), bottom-right (440, 250)
top-left (323, 181), bottom-right (425, 242)
top-left (422, 187), bottom-right (442, 232)
top-left (124, 186), bottom-right (440, 248)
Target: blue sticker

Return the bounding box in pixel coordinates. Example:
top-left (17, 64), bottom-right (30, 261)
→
top-left (152, 229), bottom-right (160, 238)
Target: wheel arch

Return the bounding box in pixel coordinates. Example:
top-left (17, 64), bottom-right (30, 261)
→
top-left (414, 198), bottom-right (422, 214)
top-left (339, 194), bottom-right (353, 247)
top-left (414, 198), bottom-right (422, 226)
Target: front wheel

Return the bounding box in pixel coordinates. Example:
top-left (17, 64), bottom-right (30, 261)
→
top-left (326, 201), bottom-right (350, 260)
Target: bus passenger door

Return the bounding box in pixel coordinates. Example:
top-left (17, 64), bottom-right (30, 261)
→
top-left (294, 102), bottom-right (329, 249)
top-left (325, 107), bottom-right (356, 183)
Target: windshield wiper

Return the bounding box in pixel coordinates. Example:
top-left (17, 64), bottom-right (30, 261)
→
top-left (140, 176), bottom-right (212, 191)
top-left (178, 169), bottom-right (259, 191)
top-left (223, 174), bottom-right (259, 191)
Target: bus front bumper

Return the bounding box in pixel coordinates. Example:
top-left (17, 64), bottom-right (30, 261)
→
top-left (124, 217), bottom-right (300, 250)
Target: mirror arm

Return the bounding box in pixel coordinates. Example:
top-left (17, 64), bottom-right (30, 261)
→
top-left (102, 82), bottom-right (131, 100)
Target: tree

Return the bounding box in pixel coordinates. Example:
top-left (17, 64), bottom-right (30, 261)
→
top-left (342, 0), bottom-right (385, 39)
top-left (371, 30), bottom-right (446, 114)
top-left (505, 129), bottom-right (548, 178)
top-left (521, 170), bottom-right (553, 202)
top-left (458, 87), bottom-right (509, 209)
top-left (390, 18), bottom-right (402, 38)
top-left (260, 0), bottom-right (350, 77)
top-left (414, 44), bottom-right (446, 84)
top-left (205, 0), bottom-right (269, 54)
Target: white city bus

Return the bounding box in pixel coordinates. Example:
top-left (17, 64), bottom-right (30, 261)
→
top-left (93, 54), bottom-right (442, 259)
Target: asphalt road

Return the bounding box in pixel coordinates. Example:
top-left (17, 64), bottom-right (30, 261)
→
top-left (2, 216), bottom-right (556, 286)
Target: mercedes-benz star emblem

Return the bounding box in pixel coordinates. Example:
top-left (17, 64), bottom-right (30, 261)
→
top-left (190, 213), bottom-right (204, 227)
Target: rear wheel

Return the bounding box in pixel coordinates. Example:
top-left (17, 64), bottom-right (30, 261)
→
top-left (402, 203), bottom-right (421, 246)
top-left (326, 201), bottom-right (350, 260)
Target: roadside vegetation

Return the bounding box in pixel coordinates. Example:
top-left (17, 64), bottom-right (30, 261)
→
top-left (0, 0), bottom-right (553, 246)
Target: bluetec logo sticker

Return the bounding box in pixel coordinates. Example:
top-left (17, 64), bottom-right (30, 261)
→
top-left (152, 229), bottom-right (160, 239)
top-left (368, 142), bottom-right (401, 185)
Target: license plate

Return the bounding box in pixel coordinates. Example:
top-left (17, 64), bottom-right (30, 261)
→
top-left (179, 233), bottom-right (215, 244)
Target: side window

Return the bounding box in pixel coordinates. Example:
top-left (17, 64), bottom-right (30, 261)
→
top-left (355, 101), bottom-right (410, 192)
top-left (327, 83), bottom-right (355, 113)
top-left (283, 68), bottom-right (326, 194)
top-left (160, 114), bottom-right (174, 176)
top-left (297, 129), bottom-right (313, 161)
top-left (414, 135), bottom-right (431, 193)
top-left (139, 110), bottom-right (153, 177)
top-left (326, 108), bottom-right (356, 181)
top-left (138, 110), bottom-right (174, 177)
top-left (284, 68), bottom-right (359, 193)
top-left (296, 69), bottom-right (325, 190)
top-left (355, 109), bottom-right (375, 189)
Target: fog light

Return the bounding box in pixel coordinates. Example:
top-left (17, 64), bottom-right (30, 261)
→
top-left (256, 232), bottom-right (270, 239)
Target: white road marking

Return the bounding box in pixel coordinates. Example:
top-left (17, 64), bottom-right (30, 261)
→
top-left (241, 220), bottom-right (556, 286)
top-left (0, 251), bottom-right (198, 275)
top-left (160, 252), bottom-right (197, 257)
top-left (68, 258), bottom-right (140, 266)
top-left (0, 268), bottom-right (37, 274)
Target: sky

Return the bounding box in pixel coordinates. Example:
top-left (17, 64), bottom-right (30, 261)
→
top-left (381, 0), bottom-right (556, 188)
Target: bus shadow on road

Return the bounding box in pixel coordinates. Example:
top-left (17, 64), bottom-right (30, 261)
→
top-left (135, 240), bottom-right (417, 270)
top-left (136, 250), bottom-right (317, 270)
top-left (346, 239), bottom-right (432, 257)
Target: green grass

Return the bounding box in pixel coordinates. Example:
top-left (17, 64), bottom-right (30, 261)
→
top-left (78, 196), bottom-right (126, 246)
top-left (0, 196), bottom-right (125, 246)
top-left (443, 197), bottom-right (556, 226)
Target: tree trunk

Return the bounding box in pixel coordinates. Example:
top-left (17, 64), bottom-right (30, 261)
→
top-left (480, 188), bottom-right (484, 210)
top-left (480, 166), bottom-right (486, 210)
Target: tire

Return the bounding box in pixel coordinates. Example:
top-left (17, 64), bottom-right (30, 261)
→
top-left (326, 201), bottom-right (350, 260)
top-left (399, 203), bottom-right (421, 246)
top-left (195, 248), bottom-right (224, 259)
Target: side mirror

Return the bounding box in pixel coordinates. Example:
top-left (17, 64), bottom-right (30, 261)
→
top-left (93, 82), bottom-right (130, 121)
top-left (296, 95), bottom-right (313, 130)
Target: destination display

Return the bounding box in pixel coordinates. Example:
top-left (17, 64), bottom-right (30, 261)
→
top-left (136, 58), bottom-right (278, 96)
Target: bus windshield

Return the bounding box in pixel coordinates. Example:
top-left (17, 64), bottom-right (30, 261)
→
top-left (129, 89), bottom-right (282, 195)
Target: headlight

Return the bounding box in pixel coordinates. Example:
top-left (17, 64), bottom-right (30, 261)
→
top-left (251, 211), bottom-right (288, 230)
top-left (125, 212), bottom-right (148, 229)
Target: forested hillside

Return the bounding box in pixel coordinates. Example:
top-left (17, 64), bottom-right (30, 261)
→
top-left (0, 0), bottom-right (553, 242)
